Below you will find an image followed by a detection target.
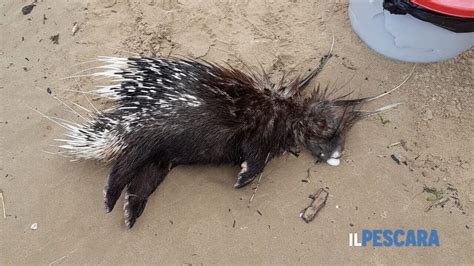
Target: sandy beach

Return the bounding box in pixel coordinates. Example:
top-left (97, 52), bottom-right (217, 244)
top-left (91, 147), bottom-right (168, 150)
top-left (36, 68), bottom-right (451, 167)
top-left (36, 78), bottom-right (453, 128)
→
top-left (1, 0), bottom-right (473, 264)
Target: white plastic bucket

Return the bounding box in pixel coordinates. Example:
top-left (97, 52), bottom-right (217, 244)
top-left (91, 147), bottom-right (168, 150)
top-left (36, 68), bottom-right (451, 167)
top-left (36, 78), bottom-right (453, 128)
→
top-left (349, 0), bottom-right (474, 63)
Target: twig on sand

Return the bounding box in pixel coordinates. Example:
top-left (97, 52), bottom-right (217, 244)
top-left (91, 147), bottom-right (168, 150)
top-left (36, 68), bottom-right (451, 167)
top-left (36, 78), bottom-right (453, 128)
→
top-left (0, 189), bottom-right (5, 219)
top-left (425, 197), bottom-right (449, 212)
top-left (304, 168), bottom-right (311, 183)
top-left (248, 173), bottom-right (264, 205)
top-left (48, 249), bottom-right (77, 266)
top-left (248, 153), bottom-right (271, 205)
top-left (300, 188), bottom-right (329, 223)
top-left (388, 142), bottom-right (401, 148)
top-left (48, 255), bottom-right (67, 266)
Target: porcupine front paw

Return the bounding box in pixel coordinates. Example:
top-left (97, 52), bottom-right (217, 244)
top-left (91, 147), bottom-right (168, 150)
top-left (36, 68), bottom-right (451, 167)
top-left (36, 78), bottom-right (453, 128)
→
top-left (234, 161), bottom-right (258, 188)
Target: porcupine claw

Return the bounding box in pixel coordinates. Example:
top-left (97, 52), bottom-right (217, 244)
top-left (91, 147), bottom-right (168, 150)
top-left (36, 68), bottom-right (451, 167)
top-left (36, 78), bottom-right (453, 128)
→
top-left (233, 161), bottom-right (261, 188)
top-left (123, 193), bottom-right (147, 229)
top-left (103, 185), bottom-right (122, 213)
top-left (122, 162), bottom-right (170, 228)
top-left (233, 175), bottom-right (256, 188)
top-left (103, 186), bottom-right (118, 213)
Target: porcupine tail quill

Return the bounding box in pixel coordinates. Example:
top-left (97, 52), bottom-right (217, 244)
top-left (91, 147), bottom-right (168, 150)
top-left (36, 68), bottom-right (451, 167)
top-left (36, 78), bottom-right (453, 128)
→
top-left (54, 116), bottom-right (127, 163)
top-left (52, 57), bottom-right (137, 162)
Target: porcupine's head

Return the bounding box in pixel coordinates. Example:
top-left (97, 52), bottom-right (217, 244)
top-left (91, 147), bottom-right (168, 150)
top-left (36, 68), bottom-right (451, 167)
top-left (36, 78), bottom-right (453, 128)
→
top-left (271, 60), bottom-right (411, 167)
top-left (301, 84), bottom-right (405, 166)
top-left (301, 87), bottom-right (354, 166)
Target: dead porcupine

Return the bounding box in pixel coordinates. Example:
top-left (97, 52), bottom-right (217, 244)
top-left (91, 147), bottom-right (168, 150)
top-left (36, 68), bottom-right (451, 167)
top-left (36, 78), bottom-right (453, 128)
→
top-left (55, 56), bottom-right (411, 228)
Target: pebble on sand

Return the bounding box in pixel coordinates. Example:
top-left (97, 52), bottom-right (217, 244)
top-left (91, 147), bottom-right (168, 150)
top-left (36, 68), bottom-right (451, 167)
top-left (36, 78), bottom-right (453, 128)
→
top-left (30, 223), bottom-right (38, 230)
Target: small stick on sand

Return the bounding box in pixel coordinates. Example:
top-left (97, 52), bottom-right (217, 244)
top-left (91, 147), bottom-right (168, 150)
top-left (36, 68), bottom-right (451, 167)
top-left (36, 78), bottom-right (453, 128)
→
top-left (388, 142), bottom-right (401, 147)
top-left (48, 256), bottom-right (67, 266)
top-left (248, 172), bottom-right (264, 205)
top-left (248, 153), bottom-right (271, 205)
top-left (424, 197), bottom-right (449, 212)
top-left (300, 188), bottom-right (329, 223)
top-left (0, 189), bottom-right (5, 219)
top-left (48, 249), bottom-right (77, 266)
top-left (305, 168), bottom-right (311, 183)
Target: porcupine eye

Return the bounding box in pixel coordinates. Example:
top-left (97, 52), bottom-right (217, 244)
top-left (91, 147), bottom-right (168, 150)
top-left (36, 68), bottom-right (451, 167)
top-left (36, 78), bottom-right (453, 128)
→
top-left (308, 141), bottom-right (329, 161)
top-left (308, 136), bottom-right (343, 165)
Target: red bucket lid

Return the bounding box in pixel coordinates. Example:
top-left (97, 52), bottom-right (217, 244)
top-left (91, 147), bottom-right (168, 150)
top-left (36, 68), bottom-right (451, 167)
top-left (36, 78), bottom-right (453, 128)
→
top-left (411, 0), bottom-right (474, 18)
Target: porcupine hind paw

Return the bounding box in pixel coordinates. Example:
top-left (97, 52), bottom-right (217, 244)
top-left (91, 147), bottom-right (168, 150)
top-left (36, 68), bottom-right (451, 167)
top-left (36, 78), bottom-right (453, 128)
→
top-left (103, 170), bottom-right (131, 213)
top-left (103, 185), bottom-right (122, 213)
top-left (122, 162), bottom-right (170, 228)
top-left (123, 193), bottom-right (148, 229)
top-left (103, 153), bottom-right (153, 213)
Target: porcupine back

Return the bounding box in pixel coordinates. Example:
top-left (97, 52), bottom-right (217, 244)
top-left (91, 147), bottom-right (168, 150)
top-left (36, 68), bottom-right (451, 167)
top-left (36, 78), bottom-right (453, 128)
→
top-left (60, 57), bottom-right (301, 164)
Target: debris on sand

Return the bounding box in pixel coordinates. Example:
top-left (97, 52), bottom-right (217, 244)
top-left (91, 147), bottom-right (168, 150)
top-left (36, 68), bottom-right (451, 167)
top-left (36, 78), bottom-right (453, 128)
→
top-left (48, 249), bottom-right (77, 266)
top-left (391, 152), bottom-right (407, 165)
top-left (423, 185), bottom-right (447, 212)
top-left (103, 0), bottom-right (117, 8)
top-left (424, 186), bottom-right (444, 202)
top-left (300, 188), bottom-right (329, 223)
top-left (425, 197), bottom-right (449, 212)
top-left (72, 22), bottom-right (79, 36)
top-left (248, 153), bottom-right (271, 206)
top-left (421, 109), bottom-right (433, 121)
top-left (50, 34), bottom-right (59, 45)
top-left (22, 4), bottom-right (35, 15)
top-left (387, 141), bottom-right (401, 148)
top-left (0, 189), bottom-right (5, 219)
top-left (419, 184), bottom-right (464, 213)
top-left (48, 255), bottom-right (67, 266)
top-left (301, 168), bottom-right (311, 183)
top-left (30, 223), bottom-right (38, 230)
top-left (378, 114), bottom-right (390, 125)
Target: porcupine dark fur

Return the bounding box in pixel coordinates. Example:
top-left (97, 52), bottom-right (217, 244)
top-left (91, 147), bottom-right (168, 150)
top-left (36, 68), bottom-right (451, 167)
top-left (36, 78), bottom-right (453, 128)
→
top-left (59, 56), bottom-right (407, 228)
